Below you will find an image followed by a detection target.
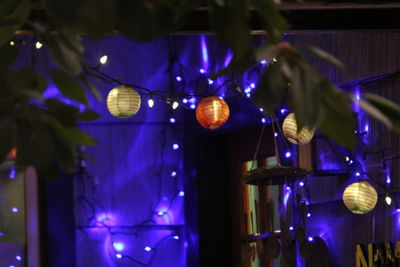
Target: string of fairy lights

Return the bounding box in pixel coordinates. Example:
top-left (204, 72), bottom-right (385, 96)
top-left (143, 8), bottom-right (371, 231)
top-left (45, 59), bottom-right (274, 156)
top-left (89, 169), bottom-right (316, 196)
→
top-left (73, 37), bottom-right (275, 265)
top-left (3, 35), bottom-right (400, 265)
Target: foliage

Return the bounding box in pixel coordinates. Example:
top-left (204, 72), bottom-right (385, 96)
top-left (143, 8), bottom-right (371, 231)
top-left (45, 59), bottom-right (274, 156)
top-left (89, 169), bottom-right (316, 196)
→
top-left (0, 0), bottom-right (400, 177)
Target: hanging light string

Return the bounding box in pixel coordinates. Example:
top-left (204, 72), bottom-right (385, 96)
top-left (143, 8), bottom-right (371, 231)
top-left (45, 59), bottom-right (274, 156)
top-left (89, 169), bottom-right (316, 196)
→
top-left (84, 64), bottom-right (244, 102)
top-left (75, 107), bottom-right (184, 266)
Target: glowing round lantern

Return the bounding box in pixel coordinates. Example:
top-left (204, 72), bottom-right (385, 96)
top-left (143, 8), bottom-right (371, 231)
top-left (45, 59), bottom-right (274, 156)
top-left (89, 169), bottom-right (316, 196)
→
top-left (6, 148), bottom-right (16, 160)
top-left (106, 85), bottom-right (141, 118)
top-left (342, 181), bottom-right (377, 214)
top-left (195, 96), bottom-right (230, 130)
top-left (282, 113), bottom-right (315, 145)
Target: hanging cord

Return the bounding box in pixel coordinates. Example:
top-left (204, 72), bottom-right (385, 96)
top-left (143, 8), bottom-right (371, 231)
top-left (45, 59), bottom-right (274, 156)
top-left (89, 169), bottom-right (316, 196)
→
top-left (271, 113), bottom-right (290, 151)
top-left (250, 123), bottom-right (267, 171)
top-left (270, 114), bottom-right (282, 167)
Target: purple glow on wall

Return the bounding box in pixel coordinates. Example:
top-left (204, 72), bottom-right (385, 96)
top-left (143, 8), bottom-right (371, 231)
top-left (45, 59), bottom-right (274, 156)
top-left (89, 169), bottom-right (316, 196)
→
top-left (200, 36), bottom-right (209, 69)
top-left (43, 84), bottom-right (86, 112)
top-left (113, 242), bottom-right (125, 251)
top-left (224, 52), bottom-right (233, 67)
top-left (283, 191), bottom-right (291, 207)
top-left (8, 168), bottom-right (16, 179)
top-left (96, 213), bottom-right (117, 226)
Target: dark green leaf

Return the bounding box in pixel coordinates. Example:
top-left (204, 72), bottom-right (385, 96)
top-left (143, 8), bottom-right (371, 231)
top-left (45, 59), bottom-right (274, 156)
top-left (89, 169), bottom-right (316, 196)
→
top-left (357, 98), bottom-right (391, 129)
top-left (211, 50), bottom-right (255, 79)
top-left (6, 68), bottom-right (46, 94)
top-left (45, 98), bottom-right (79, 127)
top-left (288, 63), bottom-right (322, 127)
top-left (0, 28), bottom-right (15, 47)
top-left (47, 120), bottom-right (77, 169)
top-left (51, 70), bottom-right (88, 105)
top-left (208, 0), bottom-right (252, 61)
top-left (0, 0), bottom-right (30, 47)
top-left (319, 80), bottom-right (357, 149)
top-left (252, 63), bottom-right (288, 113)
top-left (60, 127), bottom-right (97, 145)
top-left (361, 93), bottom-right (400, 132)
top-left (0, 43), bottom-right (19, 70)
top-left (253, 0), bottom-right (288, 43)
top-left (255, 45), bottom-right (279, 62)
top-left (0, 0), bottom-right (30, 28)
top-left (48, 39), bottom-right (83, 76)
top-left (301, 45), bottom-right (345, 69)
top-left (78, 109), bottom-right (100, 121)
top-left (58, 27), bottom-right (84, 54)
top-left (81, 77), bottom-right (102, 101)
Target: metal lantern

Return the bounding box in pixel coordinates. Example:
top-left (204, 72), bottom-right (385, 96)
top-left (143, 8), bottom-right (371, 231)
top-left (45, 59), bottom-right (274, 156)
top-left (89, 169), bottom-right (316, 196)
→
top-left (196, 96), bottom-right (230, 130)
top-left (342, 181), bottom-right (378, 214)
top-left (282, 113), bottom-right (315, 145)
top-left (106, 85), bottom-right (141, 118)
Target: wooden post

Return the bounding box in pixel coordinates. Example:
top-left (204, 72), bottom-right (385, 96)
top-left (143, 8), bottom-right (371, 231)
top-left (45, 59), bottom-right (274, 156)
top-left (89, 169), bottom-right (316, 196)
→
top-left (24, 167), bottom-right (41, 267)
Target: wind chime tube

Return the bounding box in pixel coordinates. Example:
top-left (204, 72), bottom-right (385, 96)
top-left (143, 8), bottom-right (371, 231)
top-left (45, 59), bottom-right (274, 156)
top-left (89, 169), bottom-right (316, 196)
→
top-left (270, 114), bottom-right (281, 167)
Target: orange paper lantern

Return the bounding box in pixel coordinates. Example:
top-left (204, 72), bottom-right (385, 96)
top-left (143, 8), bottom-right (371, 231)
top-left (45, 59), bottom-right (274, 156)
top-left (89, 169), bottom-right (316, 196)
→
top-left (196, 96), bottom-right (230, 130)
top-left (6, 148), bottom-right (17, 160)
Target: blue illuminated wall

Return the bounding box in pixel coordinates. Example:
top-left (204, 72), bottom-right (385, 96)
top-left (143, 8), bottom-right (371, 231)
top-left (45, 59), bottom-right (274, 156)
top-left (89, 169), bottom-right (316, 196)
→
top-left (7, 31), bottom-right (400, 267)
top-left (75, 36), bottom-right (188, 267)
top-left (284, 32), bottom-right (400, 266)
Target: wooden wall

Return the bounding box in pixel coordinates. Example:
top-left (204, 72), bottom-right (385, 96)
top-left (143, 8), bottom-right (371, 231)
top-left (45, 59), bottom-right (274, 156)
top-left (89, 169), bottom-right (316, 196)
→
top-left (287, 31), bottom-right (400, 266)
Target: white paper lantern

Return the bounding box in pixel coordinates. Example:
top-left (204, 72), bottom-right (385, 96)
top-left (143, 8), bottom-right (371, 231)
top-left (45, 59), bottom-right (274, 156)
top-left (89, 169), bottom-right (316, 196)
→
top-left (282, 113), bottom-right (315, 145)
top-left (342, 181), bottom-right (378, 214)
top-left (107, 85), bottom-right (141, 118)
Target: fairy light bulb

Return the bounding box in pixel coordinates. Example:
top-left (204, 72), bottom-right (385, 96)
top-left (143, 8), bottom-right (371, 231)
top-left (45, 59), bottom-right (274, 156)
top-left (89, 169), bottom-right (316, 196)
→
top-left (148, 98), bottom-right (154, 108)
top-left (99, 55), bottom-right (108, 64)
top-left (113, 242), bottom-right (125, 251)
top-left (386, 195), bottom-right (392, 206)
top-left (172, 101), bottom-right (179, 110)
top-left (35, 41), bottom-right (43, 49)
